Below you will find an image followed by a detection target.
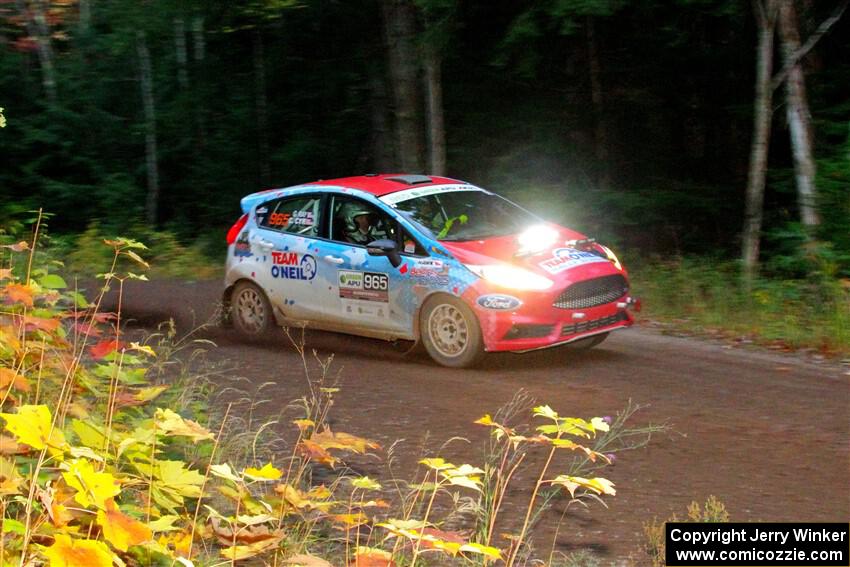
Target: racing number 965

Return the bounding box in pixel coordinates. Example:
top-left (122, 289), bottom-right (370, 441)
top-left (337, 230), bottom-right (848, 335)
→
top-left (364, 272), bottom-right (388, 291)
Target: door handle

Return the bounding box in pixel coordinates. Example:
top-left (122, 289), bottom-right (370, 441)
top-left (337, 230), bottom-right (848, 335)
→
top-left (323, 255), bottom-right (344, 265)
top-left (256, 239), bottom-right (274, 250)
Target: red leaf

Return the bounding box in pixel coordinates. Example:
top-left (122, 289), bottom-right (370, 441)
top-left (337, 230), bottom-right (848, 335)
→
top-left (89, 339), bottom-right (125, 359)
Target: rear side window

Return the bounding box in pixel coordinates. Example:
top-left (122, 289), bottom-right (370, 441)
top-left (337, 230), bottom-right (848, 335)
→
top-left (257, 195), bottom-right (321, 237)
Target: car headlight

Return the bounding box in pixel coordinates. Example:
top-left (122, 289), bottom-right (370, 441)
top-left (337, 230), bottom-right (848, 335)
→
top-left (599, 245), bottom-right (623, 271)
top-left (465, 264), bottom-right (554, 291)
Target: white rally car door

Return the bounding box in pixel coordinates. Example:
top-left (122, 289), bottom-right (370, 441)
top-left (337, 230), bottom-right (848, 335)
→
top-left (252, 193), bottom-right (329, 322)
top-left (318, 194), bottom-right (413, 336)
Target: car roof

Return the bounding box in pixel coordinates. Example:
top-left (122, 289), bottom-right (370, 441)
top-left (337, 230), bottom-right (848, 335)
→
top-left (303, 174), bottom-right (466, 197)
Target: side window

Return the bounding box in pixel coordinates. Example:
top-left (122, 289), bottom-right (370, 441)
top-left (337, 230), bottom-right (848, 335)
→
top-left (330, 196), bottom-right (398, 246)
top-left (257, 195), bottom-right (321, 237)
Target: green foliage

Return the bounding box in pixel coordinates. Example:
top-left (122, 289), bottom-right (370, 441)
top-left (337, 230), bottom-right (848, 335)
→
top-left (631, 257), bottom-right (850, 354)
top-left (66, 223), bottom-right (220, 279)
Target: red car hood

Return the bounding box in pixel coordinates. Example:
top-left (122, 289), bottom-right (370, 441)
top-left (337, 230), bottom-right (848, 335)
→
top-left (440, 224), bottom-right (624, 284)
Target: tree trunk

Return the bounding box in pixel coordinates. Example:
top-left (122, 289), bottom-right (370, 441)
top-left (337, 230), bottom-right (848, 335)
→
top-left (174, 17), bottom-right (189, 90)
top-left (78, 0), bottom-right (91, 35)
top-left (381, 0), bottom-right (425, 172)
top-left (192, 15), bottom-right (207, 146)
top-left (252, 27), bottom-right (271, 186)
top-left (742, 0), bottom-right (777, 280)
top-left (778, 0), bottom-right (820, 230)
top-left (369, 66), bottom-right (394, 172)
top-left (137, 31), bottom-right (160, 225)
top-left (423, 46), bottom-right (446, 176)
top-left (17, 0), bottom-right (57, 104)
top-left (192, 16), bottom-right (205, 62)
top-left (586, 16), bottom-right (609, 188)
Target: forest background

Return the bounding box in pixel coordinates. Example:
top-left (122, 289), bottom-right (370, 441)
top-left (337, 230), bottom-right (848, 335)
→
top-left (1, 0), bottom-right (848, 349)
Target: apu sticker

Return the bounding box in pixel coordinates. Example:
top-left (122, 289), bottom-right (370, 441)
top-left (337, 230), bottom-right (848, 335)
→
top-left (477, 294), bottom-right (522, 310)
top-left (271, 251), bottom-right (317, 280)
top-left (338, 270), bottom-right (388, 303)
top-left (539, 248), bottom-right (608, 274)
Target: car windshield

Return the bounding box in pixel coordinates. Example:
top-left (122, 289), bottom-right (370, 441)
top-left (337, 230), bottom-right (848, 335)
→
top-left (392, 190), bottom-right (540, 241)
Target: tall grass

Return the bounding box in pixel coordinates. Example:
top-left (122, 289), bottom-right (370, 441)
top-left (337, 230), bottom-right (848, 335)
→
top-left (630, 258), bottom-right (850, 355)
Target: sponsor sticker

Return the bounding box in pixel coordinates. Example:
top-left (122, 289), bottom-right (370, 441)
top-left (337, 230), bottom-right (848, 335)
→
top-left (380, 184), bottom-right (487, 205)
top-left (477, 294), bottom-right (522, 310)
top-left (339, 270), bottom-right (389, 303)
top-left (408, 258), bottom-right (449, 285)
top-left (339, 270), bottom-right (389, 319)
top-left (234, 230), bottom-right (252, 258)
top-left (539, 248), bottom-right (609, 274)
top-left (270, 251), bottom-right (317, 280)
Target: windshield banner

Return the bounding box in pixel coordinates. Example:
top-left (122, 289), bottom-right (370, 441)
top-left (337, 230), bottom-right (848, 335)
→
top-left (380, 184), bottom-right (487, 205)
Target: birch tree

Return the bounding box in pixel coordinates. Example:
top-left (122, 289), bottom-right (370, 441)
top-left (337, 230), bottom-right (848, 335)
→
top-left (742, 0), bottom-right (778, 280)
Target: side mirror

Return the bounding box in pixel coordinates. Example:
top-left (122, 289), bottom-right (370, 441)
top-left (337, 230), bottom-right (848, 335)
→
top-left (367, 239), bottom-right (402, 268)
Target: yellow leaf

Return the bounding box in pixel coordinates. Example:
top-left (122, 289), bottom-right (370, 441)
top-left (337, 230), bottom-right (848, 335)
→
top-left (0, 457), bottom-right (22, 495)
top-left (43, 533), bottom-right (113, 567)
top-left (97, 500), bottom-right (153, 551)
top-left (154, 408), bottom-right (214, 442)
top-left (549, 475), bottom-right (616, 497)
top-left (1, 404), bottom-right (66, 455)
top-left (459, 542), bottom-right (503, 561)
top-left (210, 463), bottom-right (241, 483)
top-left (156, 460), bottom-right (204, 494)
top-left (220, 534), bottom-right (283, 560)
top-left (128, 342), bottom-right (156, 357)
top-left (148, 515), bottom-right (181, 532)
top-left (292, 418), bottom-right (314, 431)
top-left (134, 385), bottom-right (167, 402)
top-left (418, 457), bottom-right (454, 471)
top-left (350, 476), bottom-right (381, 490)
top-left (242, 462), bottom-right (282, 481)
top-left (62, 459), bottom-right (121, 509)
top-left (533, 405), bottom-right (559, 420)
top-left (473, 414), bottom-right (495, 426)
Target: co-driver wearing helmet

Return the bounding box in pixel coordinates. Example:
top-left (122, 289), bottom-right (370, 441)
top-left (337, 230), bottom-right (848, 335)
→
top-left (339, 202), bottom-right (387, 245)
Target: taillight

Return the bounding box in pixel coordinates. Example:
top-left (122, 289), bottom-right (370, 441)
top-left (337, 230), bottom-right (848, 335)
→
top-left (226, 214), bottom-right (248, 245)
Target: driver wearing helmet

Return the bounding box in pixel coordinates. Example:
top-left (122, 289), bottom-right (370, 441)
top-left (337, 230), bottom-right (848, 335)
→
top-left (339, 202), bottom-right (386, 245)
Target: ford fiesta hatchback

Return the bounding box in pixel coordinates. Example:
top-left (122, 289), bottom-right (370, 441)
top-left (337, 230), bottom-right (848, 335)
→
top-left (224, 174), bottom-right (638, 368)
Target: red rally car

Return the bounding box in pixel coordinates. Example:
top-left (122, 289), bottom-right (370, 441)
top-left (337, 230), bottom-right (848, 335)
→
top-left (224, 174), bottom-right (639, 367)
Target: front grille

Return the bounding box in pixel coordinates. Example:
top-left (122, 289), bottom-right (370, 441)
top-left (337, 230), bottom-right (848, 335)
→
top-left (504, 324), bottom-right (555, 340)
top-left (561, 311), bottom-right (629, 336)
top-left (554, 274), bottom-right (629, 309)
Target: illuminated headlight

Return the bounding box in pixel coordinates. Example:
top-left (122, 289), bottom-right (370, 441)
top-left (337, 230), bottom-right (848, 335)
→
top-left (517, 224), bottom-right (558, 255)
top-left (599, 245), bottom-right (623, 271)
top-left (465, 264), bottom-right (554, 291)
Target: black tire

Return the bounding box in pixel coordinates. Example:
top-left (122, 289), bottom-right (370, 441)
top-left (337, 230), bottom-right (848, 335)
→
top-left (566, 332), bottom-right (609, 350)
top-left (230, 281), bottom-right (275, 340)
top-left (420, 295), bottom-right (484, 368)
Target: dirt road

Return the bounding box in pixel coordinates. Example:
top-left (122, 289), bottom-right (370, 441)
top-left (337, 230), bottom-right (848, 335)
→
top-left (111, 279), bottom-right (850, 563)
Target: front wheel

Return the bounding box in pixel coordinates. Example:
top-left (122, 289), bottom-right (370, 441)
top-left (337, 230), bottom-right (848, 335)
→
top-left (420, 295), bottom-right (484, 368)
top-left (230, 281), bottom-right (275, 340)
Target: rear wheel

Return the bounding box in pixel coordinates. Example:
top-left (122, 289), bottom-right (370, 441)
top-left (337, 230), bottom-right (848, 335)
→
top-left (231, 281), bottom-right (274, 340)
top-left (566, 332), bottom-right (609, 350)
top-left (420, 295), bottom-right (484, 368)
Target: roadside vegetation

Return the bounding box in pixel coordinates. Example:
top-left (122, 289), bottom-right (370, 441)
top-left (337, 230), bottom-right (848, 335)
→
top-left (630, 257), bottom-right (850, 356)
top-left (0, 224), bottom-right (663, 565)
